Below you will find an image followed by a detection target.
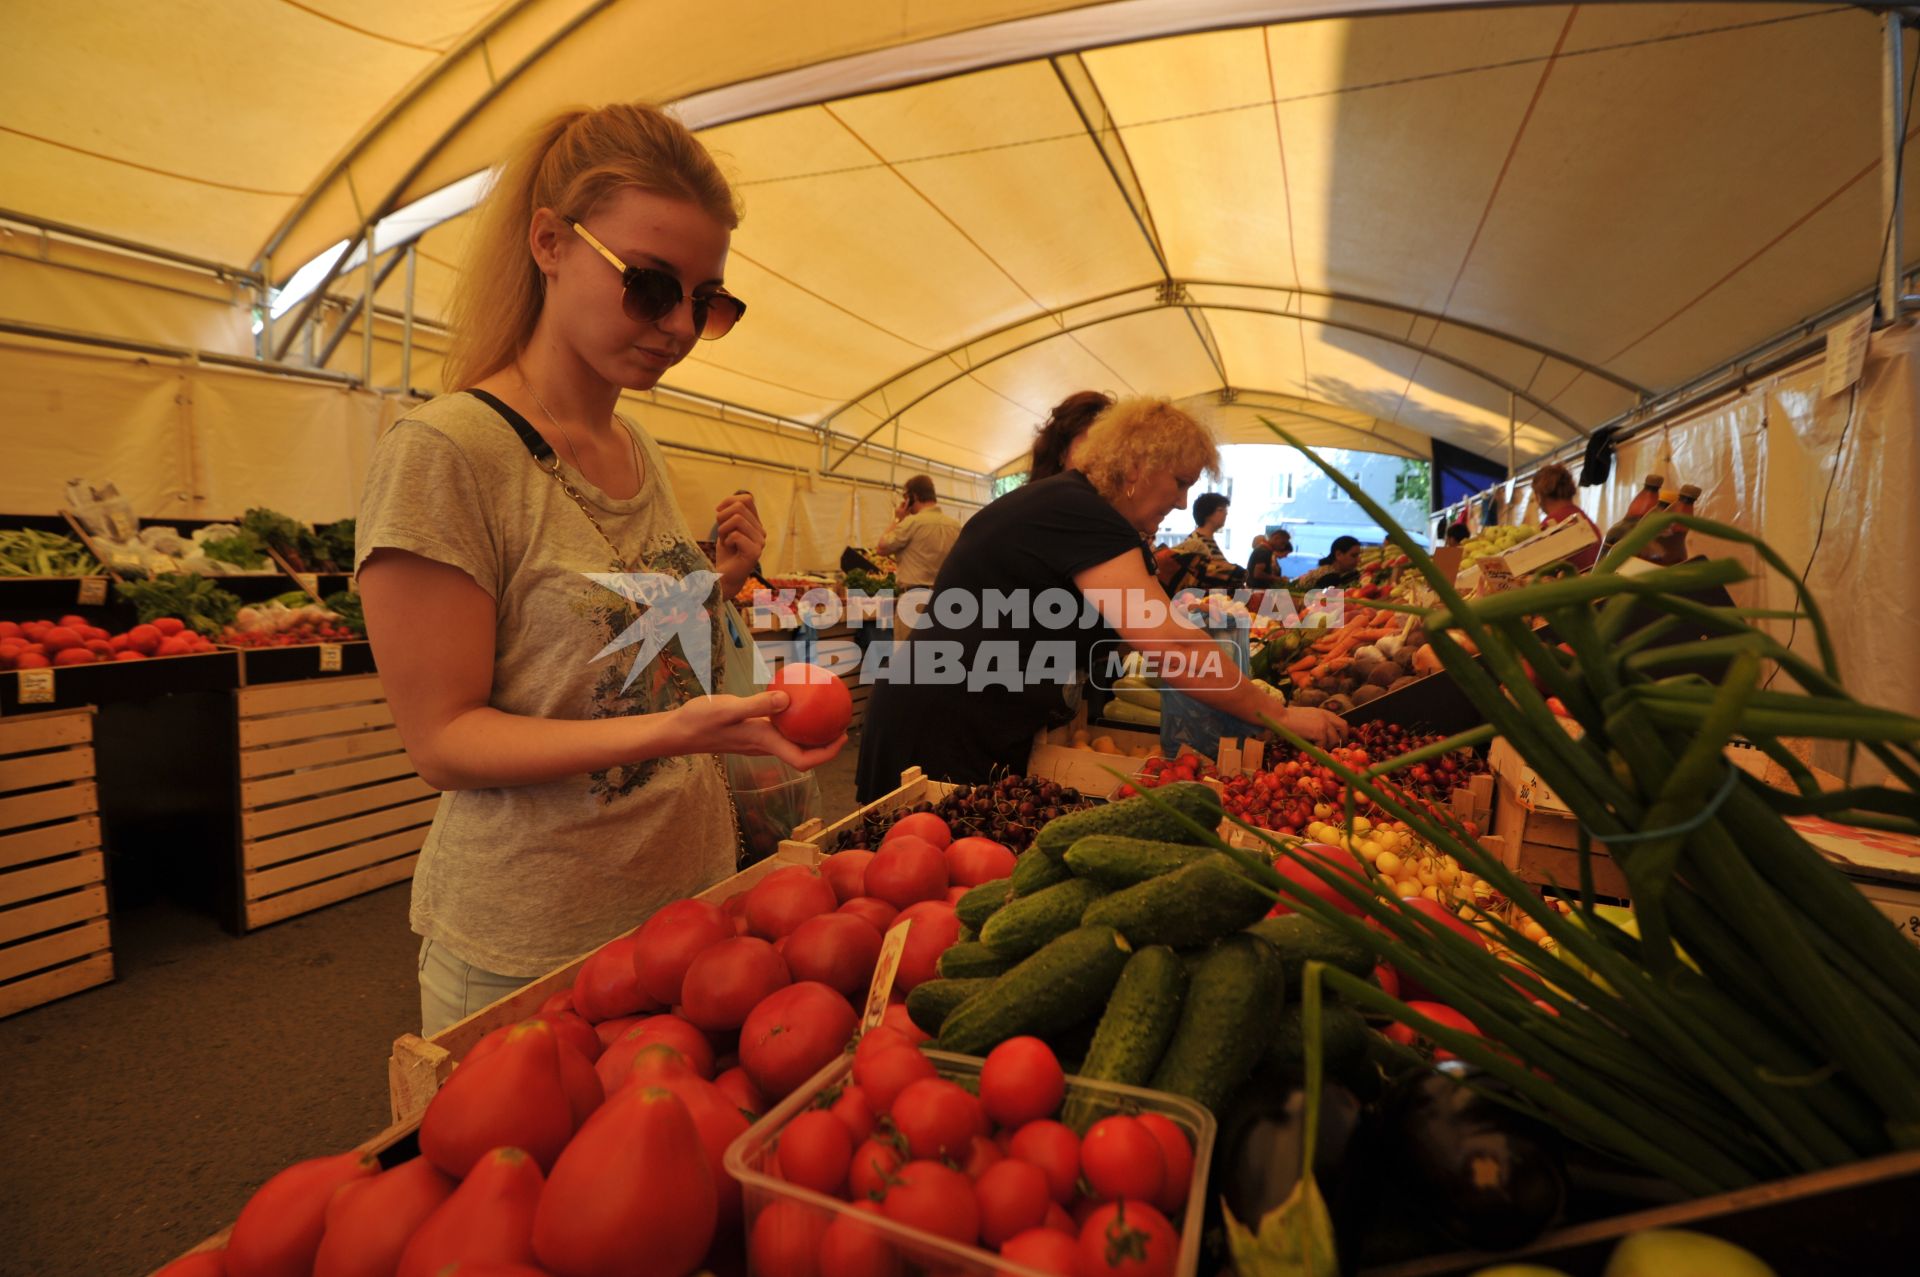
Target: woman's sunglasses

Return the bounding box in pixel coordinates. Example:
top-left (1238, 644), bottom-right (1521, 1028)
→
top-left (570, 220), bottom-right (746, 341)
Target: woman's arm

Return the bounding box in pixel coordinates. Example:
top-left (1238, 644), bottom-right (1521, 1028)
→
top-left (360, 549), bottom-right (843, 791)
top-left (1073, 549), bottom-right (1347, 746)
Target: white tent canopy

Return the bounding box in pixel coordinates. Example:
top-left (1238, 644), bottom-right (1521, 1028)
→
top-left (5, 1), bottom-right (1915, 475)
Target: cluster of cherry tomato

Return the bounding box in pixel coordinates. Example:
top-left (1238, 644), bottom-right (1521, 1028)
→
top-left (218, 622), bottom-right (360, 648)
top-left (0, 615), bottom-right (214, 667)
top-left (750, 1033), bottom-right (1193, 1277)
top-left (1122, 721), bottom-right (1487, 837)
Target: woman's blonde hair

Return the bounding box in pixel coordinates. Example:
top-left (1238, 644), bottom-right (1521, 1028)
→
top-left (1075, 397), bottom-right (1220, 504)
top-left (442, 103), bottom-right (740, 391)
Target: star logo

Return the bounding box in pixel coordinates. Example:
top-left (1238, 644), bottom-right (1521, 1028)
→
top-left (586, 570), bottom-right (735, 694)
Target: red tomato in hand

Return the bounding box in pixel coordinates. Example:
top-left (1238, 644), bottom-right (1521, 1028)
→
top-left (782, 912), bottom-right (884, 1001)
top-left (944, 836), bottom-right (1015, 886)
top-left (880, 1161), bottom-right (978, 1246)
top-left (973, 1158), bottom-right (1050, 1247)
top-left (863, 837), bottom-right (949, 908)
top-left (1007, 1120), bottom-right (1080, 1205)
top-left (769, 663), bottom-right (851, 747)
top-left (776, 1109), bottom-right (854, 1195)
top-left (1081, 1116), bottom-right (1166, 1204)
top-left (739, 982), bottom-right (858, 1100)
top-left (1078, 1200), bottom-right (1179, 1277)
top-left (979, 1036), bottom-right (1064, 1128)
top-left (882, 811), bottom-right (951, 849)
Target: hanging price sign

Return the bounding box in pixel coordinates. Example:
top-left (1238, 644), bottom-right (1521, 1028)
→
top-left (861, 918), bottom-right (914, 1031)
top-left (318, 643), bottom-right (343, 672)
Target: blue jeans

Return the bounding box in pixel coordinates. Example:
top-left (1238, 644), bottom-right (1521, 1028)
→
top-left (417, 938), bottom-right (531, 1038)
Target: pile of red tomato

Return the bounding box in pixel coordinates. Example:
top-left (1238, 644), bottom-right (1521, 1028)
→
top-left (0, 615), bottom-right (215, 668)
top-left (748, 1033), bottom-right (1194, 1277)
top-left (160, 810), bottom-right (1008, 1277)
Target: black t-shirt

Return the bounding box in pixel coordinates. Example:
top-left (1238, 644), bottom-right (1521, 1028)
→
top-left (1247, 544), bottom-right (1274, 575)
top-left (856, 471), bottom-right (1149, 797)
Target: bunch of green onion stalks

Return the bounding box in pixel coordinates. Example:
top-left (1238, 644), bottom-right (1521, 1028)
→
top-left (1177, 421), bottom-right (1920, 1199)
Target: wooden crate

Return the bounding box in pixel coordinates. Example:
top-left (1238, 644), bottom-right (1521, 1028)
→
top-left (786, 766), bottom-right (959, 851)
top-left (0, 707), bottom-right (112, 1017)
top-left (236, 674), bottom-right (436, 930)
top-left (1026, 711), bottom-right (1159, 798)
top-left (386, 840), bottom-right (828, 1125)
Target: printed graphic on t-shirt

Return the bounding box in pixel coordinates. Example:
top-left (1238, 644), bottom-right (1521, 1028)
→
top-left (584, 534), bottom-right (725, 802)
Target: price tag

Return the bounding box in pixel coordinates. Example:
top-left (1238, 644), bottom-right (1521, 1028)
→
top-left (861, 918), bottom-right (914, 1031)
top-left (1821, 307), bottom-right (1873, 399)
top-left (76, 577), bottom-right (108, 606)
top-left (107, 511), bottom-right (138, 540)
top-left (111, 552), bottom-right (143, 571)
top-left (318, 643), bottom-right (343, 672)
top-left (295, 572), bottom-right (321, 597)
top-left (149, 554), bottom-right (180, 575)
top-left (18, 669), bottom-right (54, 705)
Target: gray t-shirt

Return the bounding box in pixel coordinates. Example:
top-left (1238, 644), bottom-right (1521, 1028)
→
top-left (356, 391), bottom-right (736, 977)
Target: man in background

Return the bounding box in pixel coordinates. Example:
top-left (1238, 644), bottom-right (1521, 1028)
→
top-left (1247, 528), bottom-right (1289, 589)
top-left (878, 474), bottom-right (962, 641)
top-left (1168, 492), bottom-right (1240, 591)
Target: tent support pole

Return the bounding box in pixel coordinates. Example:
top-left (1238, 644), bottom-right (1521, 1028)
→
top-left (1883, 13), bottom-right (1908, 323)
top-left (258, 256), bottom-right (272, 363)
top-left (313, 241), bottom-right (404, 370)
top-left (400, 243), bottom-right (418, 395)
top-left (1508, 393), bottom-right (1517, 480)
top-left (361, 230), bottom-right (378, 387)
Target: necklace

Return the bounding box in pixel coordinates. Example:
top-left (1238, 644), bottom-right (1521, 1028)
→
top-left (518, 363), bottom-right (642, 494)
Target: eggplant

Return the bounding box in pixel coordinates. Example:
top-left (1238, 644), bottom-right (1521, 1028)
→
top-left (1380, 1064), bottom-right (1567, 1252)
top-left (1215, 1081), bottom-right (1366, 1229)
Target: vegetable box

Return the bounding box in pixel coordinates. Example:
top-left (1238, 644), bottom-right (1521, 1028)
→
top-left (726, 1048), bottom-right (1217, 1277)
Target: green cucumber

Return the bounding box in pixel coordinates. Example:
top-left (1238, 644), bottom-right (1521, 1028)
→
top-left (981, 877), bottom-right (1107, 957)
top-left (906, 978), bottom-right (998, 1036)
top-left (1246, 913), bottom-right (1377, 987)
top-left (1062, 946), bottom-right (1189, 1130)
top-left (1150, 932), bottom-right (1284, 1113)
top-left (1081, 854), bottom-right (1273, 948)
top-left (1033, 782), bottom-right (1223, 858)
top-left (938, 941), bottom-right (1016, 979)
top-left (956, 877), bottom-right (1013, 930)
top-left (938, 925), bottom-right (1133, 1056)
top-left (1064, 834), bottom-right (1216, 888)
top-left (1010, 845), bottom-right (1074, 896)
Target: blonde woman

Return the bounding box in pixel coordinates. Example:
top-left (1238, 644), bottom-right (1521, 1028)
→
top-left (856, 397), bottom-right (1345, 799)
top-left (356, 104), bottom-right (843, 1034)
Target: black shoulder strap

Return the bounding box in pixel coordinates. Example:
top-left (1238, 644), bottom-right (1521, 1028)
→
top-left (466, 388), bottom-right (554, 463)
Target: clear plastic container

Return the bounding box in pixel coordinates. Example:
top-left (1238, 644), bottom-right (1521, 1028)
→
top-left (725, 1048), bottom-right (1218, 1277)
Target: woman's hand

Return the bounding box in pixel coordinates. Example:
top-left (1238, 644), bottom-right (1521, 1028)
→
top-left (712, 492), bottom-right (766, 598)
top-left (1280, 706), bottom-right (1349, 747)
top-left (667, 691), bottom-right (845, 770)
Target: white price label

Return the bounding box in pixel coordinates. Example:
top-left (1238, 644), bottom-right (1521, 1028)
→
top-left (861, 918), bottom-right (914, 1032)
top-left (149, 554), bottom-right (180, 575)
top-left (295, 573), bottom-right (321, 597)
top-left (318, 643), bottom-right (343, 672)
top-left (107, 512), bottom-right (137, 540)
top-left (18, 669), bottom-right (54, 704)
top-left (76, 577), bottom-right (108, 606)
top-left (1822, 307), bottom-right (1873, 399)
top-left (110, 552), bottom-right (143, 571)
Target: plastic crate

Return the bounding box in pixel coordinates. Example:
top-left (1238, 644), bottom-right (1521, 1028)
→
top-left (725, 1048), bottom-right (1216, 1277)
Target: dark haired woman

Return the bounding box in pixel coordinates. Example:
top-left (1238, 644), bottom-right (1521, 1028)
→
top-left (1531, 462), bottom-right (1601, 570)
top-left (1028, 390), bottom-right (1114, 481)
top-left (1296, 535), bottom-right (1364, 590)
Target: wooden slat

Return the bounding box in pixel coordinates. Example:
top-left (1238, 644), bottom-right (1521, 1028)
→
top-left (0, 885), bottom-right (108, 946)
top-left (243, 775), bottom-right (437, 840)
top-left (0, 710), bottom-right (91, 757)
top-left (0, 816), bottom-right (98, 872)
top-left (0, 781), bottom-right (96, 832)
top-left (0, 950), bottom-right (112, 1019)
top-left (245, 797), bottom-right (439, 869)
top-left (244, 853), bottom-right (417, 929)
top-left (0, 917), bottom-right (109, 983)
top-left (0, 851), bottom-right (104, 907)
top-left (246, 826), bottom-right (429, 900)
top-left (242, 751), bottom-right (418, 808)
top-left (241, 726), bottom-right (405, 779)
top-left (240, 701), bottom-right (394, 749)
top-left (0, 745), bottom-right (94, 792)
top-left (237, 674), bottom-right (385, 719)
